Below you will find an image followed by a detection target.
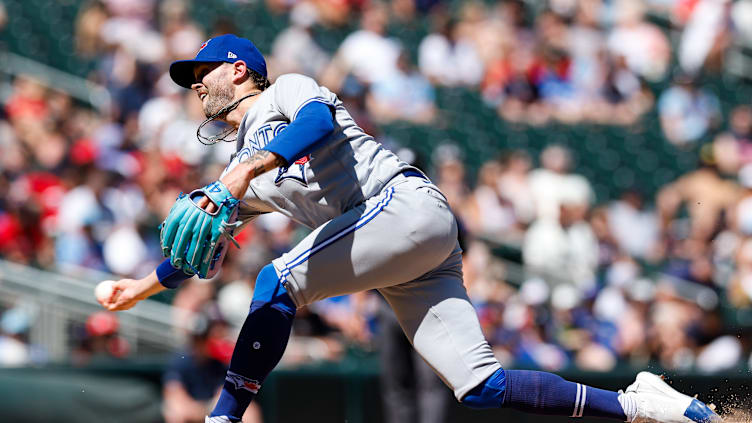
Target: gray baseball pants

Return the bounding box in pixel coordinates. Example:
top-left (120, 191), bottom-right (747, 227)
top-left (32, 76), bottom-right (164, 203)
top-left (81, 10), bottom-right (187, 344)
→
top-left (272, 175), bottom-right (501, 400)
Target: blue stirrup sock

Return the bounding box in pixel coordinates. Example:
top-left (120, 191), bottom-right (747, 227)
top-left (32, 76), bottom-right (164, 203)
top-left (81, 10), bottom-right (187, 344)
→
top-left (462, 368), bottom-right (507, 409)
top-left (210, 264), bottom-right (297, 422)
top-left (462, 369), bottom-right (627, 420)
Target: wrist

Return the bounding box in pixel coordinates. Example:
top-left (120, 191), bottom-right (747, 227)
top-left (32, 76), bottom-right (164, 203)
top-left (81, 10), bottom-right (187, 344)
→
top-left (220, 164), bottom-right (253, 200)
top-left (141, 279), bottom-right (167, 299)
top-left (156, 258), bottom-right (193, 289)
top-left (133, 273), bottom-right (167, 300)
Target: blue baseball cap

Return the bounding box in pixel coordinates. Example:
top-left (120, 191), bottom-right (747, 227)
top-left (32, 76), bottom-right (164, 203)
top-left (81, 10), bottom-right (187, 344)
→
top-left (169, 34), bottom-right (267, 89)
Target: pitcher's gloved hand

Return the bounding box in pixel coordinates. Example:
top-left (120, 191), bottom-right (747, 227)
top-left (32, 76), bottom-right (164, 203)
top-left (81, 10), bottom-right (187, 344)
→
top-left (160, 180), bottom-right (242, 278)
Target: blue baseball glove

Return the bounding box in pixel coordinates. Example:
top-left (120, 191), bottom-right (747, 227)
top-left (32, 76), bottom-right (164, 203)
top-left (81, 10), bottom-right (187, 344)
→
top-left (160, 181), bottom-right (242, 278)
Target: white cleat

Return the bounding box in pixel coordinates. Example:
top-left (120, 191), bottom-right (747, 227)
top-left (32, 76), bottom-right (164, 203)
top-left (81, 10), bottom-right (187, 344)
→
top-left (622, 372), bottom-right (722, 423)
top-left (205, 416), bottom-right (235, 423)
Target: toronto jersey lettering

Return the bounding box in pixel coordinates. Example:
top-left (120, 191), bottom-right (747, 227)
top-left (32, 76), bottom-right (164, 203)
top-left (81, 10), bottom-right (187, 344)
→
top-left (222, 73), bottom-right (414, 228)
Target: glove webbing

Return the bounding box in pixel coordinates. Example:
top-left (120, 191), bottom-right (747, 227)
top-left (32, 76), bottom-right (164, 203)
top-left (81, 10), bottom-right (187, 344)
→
top-left (219, 219), bottom-right (243, 248)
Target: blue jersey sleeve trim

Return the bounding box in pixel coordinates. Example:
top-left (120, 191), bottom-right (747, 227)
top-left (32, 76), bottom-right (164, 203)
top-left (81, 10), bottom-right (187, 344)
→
top-left (263, 100), bottom-right (335, 165)
top-left (157, 258), bottom-right (193, 289)
top-left (292, 97), bottom-right (334, 121)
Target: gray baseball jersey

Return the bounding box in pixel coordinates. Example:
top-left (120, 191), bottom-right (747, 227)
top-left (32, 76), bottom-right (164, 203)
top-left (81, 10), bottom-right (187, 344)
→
top-left (223, 73), bottom-right (413, 229)
top-left (222, 73), bottom-right (500, 400)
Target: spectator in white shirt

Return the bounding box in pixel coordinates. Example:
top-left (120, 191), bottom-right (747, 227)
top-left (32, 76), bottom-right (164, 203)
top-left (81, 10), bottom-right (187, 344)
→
top-left (523, 179), bottom-right (599, 290)
top-left (607, 0), bottom-right (671, 81)
top-left (529, 145), bottom-right (594, 221)
top-left (321, 2), bottom-right (401, 92)
top-left (418, 16), bottom-right (484, 87)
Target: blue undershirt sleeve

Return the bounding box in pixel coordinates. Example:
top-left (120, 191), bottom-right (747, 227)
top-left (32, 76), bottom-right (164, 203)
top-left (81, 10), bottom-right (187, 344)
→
top-left (156, 258), bottom-right (193, 289)
top-left (261, 100), bottom-right (335, 166)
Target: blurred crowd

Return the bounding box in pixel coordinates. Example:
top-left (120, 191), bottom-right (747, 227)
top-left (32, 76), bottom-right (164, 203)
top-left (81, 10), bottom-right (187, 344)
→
top-left (445, 137), bottom-right (752, 375)
top-left (1, 0), bottom-right (752, 410)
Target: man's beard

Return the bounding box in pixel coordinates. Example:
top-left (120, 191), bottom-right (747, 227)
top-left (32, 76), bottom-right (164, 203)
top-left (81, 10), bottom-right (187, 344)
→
top-left (203, 80), bottom-right (235, 118)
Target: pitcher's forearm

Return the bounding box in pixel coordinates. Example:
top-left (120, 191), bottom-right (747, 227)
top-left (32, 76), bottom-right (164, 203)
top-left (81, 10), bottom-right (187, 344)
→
top-left (241, 150), bottom-right (285, 178)
top-left (138, 269), bottom-right (169, 299)
top-left (221, 150), bottom-right (285, 200)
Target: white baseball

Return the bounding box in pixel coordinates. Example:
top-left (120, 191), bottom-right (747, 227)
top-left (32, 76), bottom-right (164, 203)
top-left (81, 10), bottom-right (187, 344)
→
top-left (95, 280), bottom-right (118, 306)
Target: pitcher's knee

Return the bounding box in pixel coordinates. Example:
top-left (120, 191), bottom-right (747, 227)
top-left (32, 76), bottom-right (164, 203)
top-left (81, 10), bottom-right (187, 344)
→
top-left (460, 368), bottom-right (506, 409)
top-left (251, 263), bottom-right (296, 317)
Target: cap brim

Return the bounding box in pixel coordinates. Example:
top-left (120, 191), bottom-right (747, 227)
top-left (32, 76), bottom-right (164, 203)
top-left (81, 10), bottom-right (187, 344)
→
top-left (169, 59), bottom-right (221, 89)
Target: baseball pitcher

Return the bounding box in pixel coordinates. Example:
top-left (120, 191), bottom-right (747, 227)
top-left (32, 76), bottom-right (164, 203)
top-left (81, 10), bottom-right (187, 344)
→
top-left (101, 34), bottom-right (720, 423)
